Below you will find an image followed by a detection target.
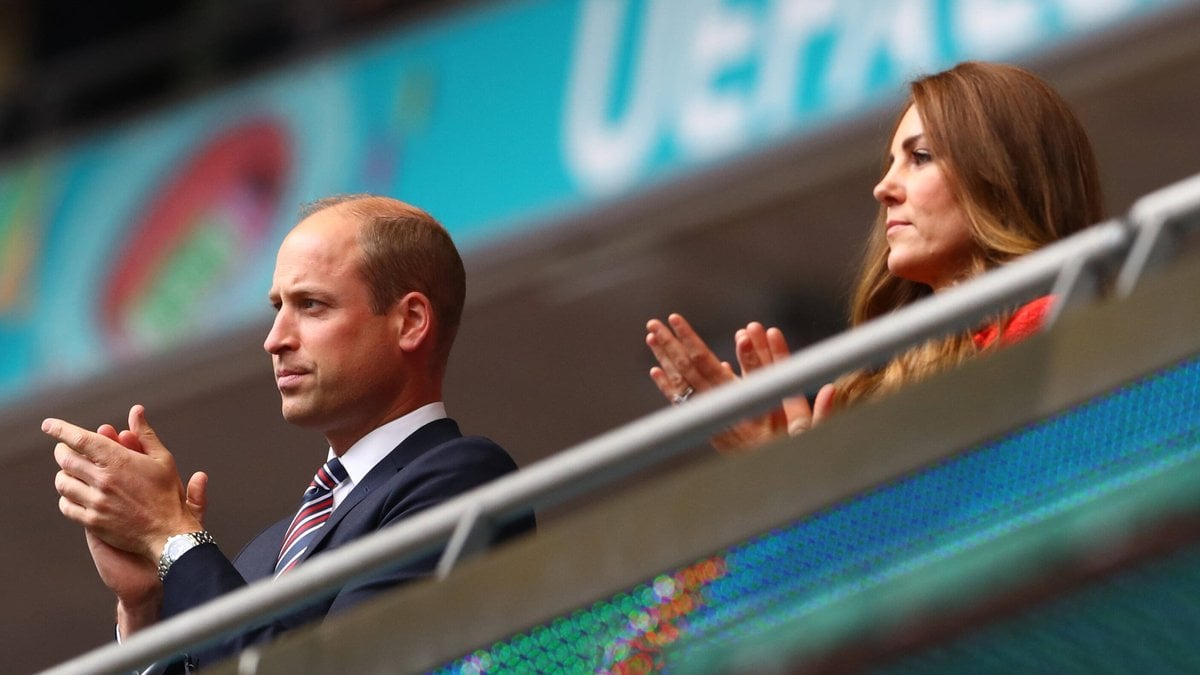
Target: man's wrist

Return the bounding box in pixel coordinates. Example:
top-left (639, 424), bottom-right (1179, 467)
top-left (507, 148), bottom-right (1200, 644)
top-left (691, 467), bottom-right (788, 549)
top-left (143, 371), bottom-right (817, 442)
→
top-left (156, 531), bottom-right (215, 581)
top-left (116, 592), bottom-right (162, 638)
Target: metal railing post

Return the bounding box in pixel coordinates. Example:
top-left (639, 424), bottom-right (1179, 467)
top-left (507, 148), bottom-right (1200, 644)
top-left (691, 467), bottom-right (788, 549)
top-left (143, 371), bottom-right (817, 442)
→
top-left (40, 172), bottom-right (1200, 675)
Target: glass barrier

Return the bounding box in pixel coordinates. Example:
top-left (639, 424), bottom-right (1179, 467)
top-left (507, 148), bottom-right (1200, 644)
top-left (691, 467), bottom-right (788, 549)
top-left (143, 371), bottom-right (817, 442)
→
top-left (434, 352), bottom-right (1200, 673)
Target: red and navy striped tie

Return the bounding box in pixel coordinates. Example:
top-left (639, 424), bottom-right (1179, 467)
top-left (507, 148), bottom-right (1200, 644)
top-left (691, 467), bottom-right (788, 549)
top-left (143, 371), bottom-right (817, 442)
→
top-left (275, 457), bottom-right (349, 576)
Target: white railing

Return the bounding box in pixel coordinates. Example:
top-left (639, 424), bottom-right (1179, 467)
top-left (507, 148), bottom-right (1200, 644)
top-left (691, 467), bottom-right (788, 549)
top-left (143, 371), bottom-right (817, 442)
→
top-left (39, 172), bottom-right (1200, 675)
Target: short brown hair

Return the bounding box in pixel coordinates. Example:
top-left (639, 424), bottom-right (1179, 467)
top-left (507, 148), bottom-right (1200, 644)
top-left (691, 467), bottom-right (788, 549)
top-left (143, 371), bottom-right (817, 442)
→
top-left (302, 195), bottom-right (466, 364)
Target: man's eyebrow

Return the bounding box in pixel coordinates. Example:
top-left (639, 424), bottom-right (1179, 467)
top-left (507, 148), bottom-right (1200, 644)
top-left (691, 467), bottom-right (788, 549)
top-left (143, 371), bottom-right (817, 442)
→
top-left (269, 284), bottom-right (331, 301)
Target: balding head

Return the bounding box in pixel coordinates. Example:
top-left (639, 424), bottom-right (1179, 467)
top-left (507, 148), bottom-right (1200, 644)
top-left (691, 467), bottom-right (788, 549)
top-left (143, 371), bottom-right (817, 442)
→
top-left (302, 195), bottom-right (466, 367)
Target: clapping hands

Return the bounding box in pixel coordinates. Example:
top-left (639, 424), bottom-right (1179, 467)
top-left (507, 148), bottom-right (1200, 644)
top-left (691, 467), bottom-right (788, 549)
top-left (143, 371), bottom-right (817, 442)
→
top-left (645, 313), bottom-right (835, 454)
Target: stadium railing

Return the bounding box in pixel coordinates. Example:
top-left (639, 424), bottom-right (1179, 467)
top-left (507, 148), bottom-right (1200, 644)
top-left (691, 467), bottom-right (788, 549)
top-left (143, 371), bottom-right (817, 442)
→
top-left (40, 172), bottom-right (1200, 674)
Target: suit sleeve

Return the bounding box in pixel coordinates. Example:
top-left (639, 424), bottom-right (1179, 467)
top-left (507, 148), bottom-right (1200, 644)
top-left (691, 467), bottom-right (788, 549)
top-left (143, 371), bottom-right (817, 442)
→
top-left (159, 437), bottom-right (534, 669)
top-left (152, 544), bottom-right (249, 673)
top-left (322, 437), bottom-right (534, 616)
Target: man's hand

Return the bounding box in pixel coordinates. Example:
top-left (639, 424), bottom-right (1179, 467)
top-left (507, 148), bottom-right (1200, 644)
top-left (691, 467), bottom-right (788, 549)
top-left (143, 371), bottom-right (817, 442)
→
top-left (47, 405), bottom-right (204, 562)
top-left (86, 422), bottom-right (161, 634)
top-left (69, 416), bottom-right (210, 638)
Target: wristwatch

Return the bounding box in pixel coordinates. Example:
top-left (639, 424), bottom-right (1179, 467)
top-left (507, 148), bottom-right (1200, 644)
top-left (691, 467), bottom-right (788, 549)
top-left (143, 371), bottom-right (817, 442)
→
top-left (157, 531), bottom-right (215, 581)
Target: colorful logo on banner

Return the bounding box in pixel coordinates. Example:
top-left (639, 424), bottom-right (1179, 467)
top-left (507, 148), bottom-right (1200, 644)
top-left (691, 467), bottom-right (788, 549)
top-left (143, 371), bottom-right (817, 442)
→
top-left (101, 119), bottom-right (290, 354)
top-left (0, 166), bottom-right (46, 317)
top-left (0, 162), bottom-right (55, 391)
top-left (0, 0), bottom-right (1185, 400)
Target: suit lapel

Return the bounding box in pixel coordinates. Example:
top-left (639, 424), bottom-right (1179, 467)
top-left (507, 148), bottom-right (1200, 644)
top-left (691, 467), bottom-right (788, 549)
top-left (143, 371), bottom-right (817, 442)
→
top-left (295, 418), bottom-right (463, 565)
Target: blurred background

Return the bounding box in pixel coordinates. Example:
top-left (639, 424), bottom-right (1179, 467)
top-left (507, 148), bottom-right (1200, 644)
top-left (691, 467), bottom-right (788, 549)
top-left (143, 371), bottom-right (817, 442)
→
top-left (2, 0), bottom-right (1199, 670)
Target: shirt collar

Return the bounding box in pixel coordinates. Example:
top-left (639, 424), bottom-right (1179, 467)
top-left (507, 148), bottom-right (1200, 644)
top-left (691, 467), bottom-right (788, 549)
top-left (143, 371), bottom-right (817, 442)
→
top-left (327, 402), bottom-right (448, 487)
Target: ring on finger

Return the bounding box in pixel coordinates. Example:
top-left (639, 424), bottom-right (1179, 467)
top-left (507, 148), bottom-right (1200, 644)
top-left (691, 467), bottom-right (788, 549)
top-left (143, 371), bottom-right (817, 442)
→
top-left (672, 385), bottom-right (695, 405)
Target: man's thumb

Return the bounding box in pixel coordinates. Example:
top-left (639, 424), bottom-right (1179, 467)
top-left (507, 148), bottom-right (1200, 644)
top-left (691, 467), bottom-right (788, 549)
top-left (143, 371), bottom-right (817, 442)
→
top-left (186, 472), bottom-right (209, 526)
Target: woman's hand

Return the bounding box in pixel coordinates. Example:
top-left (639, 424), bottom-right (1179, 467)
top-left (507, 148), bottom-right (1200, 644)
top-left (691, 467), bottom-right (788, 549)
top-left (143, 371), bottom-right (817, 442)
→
top-left (646, 314), bottom-right (835, 454)
top-left (734, 322), bottom-right (836, 438)
top-left (646, 313), bottom-right (733, 402)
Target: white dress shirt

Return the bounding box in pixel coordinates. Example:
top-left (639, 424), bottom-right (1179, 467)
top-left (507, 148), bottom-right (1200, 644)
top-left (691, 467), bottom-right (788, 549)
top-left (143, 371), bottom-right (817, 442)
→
top-left (328, 401), bottom-right (448, 511)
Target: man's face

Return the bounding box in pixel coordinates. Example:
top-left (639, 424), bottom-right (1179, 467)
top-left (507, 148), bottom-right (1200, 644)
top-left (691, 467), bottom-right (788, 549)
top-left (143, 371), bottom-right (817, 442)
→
top-left (264, 208), bottom-right (405, 449)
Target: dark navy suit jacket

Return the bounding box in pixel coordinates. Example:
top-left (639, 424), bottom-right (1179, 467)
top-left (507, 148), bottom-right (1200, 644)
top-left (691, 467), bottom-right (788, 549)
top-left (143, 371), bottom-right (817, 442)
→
top-left (157, 418), bottom-right (534, 670)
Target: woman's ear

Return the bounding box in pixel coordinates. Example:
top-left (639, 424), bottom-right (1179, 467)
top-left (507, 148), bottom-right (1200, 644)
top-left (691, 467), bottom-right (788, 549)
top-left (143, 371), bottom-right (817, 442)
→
top-left (393, 291), bottom-right (434, 352)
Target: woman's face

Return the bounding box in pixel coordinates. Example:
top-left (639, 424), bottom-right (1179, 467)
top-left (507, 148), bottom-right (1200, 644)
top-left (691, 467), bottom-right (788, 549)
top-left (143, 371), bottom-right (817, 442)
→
top-left (873, 105), bottom-right (977, 292)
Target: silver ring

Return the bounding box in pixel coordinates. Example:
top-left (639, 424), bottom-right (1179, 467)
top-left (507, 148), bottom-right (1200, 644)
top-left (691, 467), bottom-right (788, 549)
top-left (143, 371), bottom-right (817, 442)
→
top-left (672, 385), bottom-right (695, 405)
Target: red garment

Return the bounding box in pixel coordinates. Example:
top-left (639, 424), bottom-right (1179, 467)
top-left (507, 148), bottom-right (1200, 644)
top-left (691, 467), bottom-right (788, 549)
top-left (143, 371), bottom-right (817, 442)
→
top-left (972, 296), bottom-right (1055, 350)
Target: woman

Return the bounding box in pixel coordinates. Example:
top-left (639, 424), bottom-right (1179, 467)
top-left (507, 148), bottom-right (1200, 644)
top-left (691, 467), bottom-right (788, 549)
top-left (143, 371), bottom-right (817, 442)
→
top-left (645, 61), bottom-right (1105, 453)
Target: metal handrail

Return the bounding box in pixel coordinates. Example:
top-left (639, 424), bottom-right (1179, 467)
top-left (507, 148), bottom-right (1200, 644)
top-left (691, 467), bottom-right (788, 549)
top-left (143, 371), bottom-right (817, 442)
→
top-left (1117, 171), bottom-right (1200, 296)
top-left (40, 172), bottom-right (1200, 675)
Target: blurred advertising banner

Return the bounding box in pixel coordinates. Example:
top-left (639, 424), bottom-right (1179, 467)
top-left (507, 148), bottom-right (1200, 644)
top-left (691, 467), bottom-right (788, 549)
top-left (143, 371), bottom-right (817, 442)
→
top-left (0, 0), bottom-right (1184, 400)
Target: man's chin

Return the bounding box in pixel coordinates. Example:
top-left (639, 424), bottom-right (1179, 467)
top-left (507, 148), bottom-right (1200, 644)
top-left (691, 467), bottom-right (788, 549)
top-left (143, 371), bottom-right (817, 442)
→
top-left (280, 401), bottom-right (318, 428)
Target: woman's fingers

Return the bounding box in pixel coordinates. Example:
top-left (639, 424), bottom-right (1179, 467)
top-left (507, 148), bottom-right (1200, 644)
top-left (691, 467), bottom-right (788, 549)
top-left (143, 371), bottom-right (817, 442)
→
top-left (648, 365), bottom-right (682, 402)
top-left (785, 383), bottom-right (837, 435)
top-left (646, 314), bottom-right (732, 402)
top-left (812, 383), bottom-right (837, 425)
top-left (666, 314), bottom-right (730, 385)
top-left (646, 321), bottom-right (694, 399)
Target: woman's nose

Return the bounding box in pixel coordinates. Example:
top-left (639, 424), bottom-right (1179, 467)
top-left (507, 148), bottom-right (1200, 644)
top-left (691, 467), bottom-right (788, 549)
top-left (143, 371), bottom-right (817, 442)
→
top-left (873, 169), bottom-right (903, 205)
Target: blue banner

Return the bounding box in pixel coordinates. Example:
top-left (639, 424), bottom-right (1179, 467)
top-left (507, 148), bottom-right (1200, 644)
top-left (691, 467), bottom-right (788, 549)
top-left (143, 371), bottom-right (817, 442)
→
top-left (0, 0), bottom-right (1187, 399)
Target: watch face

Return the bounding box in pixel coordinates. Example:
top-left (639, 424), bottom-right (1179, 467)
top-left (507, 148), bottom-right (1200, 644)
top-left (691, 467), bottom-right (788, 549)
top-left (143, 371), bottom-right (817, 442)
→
top-left (166, 536), bottom-right (193, 559)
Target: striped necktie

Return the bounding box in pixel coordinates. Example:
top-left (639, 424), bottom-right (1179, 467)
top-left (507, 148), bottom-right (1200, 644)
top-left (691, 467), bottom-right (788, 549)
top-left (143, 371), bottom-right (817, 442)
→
top-left (275, 457), bottom-right (349, 576)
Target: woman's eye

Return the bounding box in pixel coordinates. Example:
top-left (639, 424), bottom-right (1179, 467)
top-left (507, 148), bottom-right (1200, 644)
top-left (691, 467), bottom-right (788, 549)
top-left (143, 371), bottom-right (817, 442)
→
top-left (912, 150), bottom-right (933, 166)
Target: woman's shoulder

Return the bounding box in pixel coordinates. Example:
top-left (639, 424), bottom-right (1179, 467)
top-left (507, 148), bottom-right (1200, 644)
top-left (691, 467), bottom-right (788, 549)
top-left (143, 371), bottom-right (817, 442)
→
top-left (973, 295), bottom-right (1055, 349)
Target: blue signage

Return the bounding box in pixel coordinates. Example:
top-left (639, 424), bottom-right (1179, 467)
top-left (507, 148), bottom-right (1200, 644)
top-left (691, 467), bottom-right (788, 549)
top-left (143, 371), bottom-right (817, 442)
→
top-left (0, 0), bottom-right (1187, 400)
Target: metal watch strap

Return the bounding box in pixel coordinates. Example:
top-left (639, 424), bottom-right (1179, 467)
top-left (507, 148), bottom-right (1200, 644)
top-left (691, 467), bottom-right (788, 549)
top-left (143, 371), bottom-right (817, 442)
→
top-left (156, 531), bottom-right (215, 582)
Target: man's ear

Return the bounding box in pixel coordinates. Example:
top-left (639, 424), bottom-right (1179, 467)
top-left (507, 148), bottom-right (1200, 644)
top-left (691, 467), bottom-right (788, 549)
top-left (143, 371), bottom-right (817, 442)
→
top-left (393, 291), bottom-right (434, 353)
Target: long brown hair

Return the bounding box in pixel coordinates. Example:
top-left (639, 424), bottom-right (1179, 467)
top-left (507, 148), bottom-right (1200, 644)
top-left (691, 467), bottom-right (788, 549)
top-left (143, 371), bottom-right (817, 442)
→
top-left (834, 61), bottom-right (1105, 406)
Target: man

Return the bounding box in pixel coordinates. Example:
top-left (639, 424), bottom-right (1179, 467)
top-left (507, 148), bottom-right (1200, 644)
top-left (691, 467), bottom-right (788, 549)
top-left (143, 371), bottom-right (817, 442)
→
top-left (46, 195), bottom-right (534, 668)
